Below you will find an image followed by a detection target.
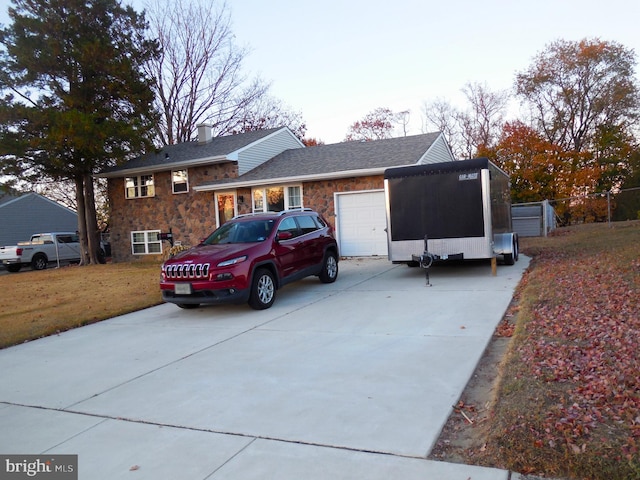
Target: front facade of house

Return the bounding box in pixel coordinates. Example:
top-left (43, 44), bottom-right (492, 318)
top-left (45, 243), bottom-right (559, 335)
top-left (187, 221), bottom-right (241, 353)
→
top-left (99, 126), bottom-right (455, 262)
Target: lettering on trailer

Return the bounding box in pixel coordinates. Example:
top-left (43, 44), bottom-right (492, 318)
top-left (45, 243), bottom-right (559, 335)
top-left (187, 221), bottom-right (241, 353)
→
top-left (458, 173), bottom-right (478, 181)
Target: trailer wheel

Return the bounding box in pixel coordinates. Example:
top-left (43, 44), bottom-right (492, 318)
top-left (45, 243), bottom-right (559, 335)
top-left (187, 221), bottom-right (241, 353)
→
top-left (31, 254), bottom-right (48, 270)
top-left (504, 236), bottom-right (519, 266)
top-left (504, 252), bottom-right (514, 266)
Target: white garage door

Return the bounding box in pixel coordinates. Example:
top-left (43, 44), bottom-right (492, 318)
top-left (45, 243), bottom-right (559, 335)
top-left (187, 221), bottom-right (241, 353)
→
top-left (335, 190), bottom-right (388, 257)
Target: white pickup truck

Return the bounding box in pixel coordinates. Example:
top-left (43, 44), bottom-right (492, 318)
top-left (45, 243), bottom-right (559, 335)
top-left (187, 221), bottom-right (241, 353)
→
top-left (0, 232), bottom-right (83, 272)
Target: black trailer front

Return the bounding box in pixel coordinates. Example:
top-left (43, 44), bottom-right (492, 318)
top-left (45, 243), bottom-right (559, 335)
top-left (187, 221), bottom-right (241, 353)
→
top-left (384, 158), bottom-right (518, 266)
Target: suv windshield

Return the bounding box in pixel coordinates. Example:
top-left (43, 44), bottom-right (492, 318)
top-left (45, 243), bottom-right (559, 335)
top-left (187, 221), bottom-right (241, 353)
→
top-left (203, 219), bottom-right (275, 245)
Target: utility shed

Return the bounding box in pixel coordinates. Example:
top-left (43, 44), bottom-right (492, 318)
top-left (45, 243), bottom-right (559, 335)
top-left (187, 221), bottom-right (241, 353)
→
top-left (0, 192), bottom-right (78, 247)
top-left (512, 200), bottom-right (557, 237)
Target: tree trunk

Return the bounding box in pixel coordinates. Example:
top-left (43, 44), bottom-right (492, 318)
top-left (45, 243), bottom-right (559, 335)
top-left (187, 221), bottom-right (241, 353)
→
top-left (74, 175), bottom-right (90, 265)
top-left (84, 173), bottom-right (100, 265)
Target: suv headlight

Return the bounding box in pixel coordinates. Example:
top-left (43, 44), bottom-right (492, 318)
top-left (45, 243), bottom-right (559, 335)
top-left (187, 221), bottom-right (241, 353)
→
top-left (217, 255), bottom-right (247, 267)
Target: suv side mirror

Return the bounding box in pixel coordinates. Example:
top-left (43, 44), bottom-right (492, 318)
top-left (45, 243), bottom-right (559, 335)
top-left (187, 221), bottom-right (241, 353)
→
top-left (276, 231), bottom-right (293, 241)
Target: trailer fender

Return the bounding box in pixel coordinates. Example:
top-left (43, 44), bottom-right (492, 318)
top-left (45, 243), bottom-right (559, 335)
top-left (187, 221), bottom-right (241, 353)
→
top-left (493, 233), bottom-right (519, 263)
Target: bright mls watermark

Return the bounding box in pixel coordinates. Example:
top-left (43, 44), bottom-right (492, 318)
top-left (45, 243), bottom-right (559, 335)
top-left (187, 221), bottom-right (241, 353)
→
top-left (0, 455), bottom-right (77, 479)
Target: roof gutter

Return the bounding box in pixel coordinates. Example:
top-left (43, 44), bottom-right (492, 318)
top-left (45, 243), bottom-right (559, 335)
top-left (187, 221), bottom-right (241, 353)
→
top-left (192, 167), bottom-right (391, 192)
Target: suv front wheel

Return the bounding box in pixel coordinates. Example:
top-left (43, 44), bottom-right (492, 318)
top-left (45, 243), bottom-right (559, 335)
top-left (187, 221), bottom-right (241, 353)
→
top-left (249, 268), bottom-right (276, 310)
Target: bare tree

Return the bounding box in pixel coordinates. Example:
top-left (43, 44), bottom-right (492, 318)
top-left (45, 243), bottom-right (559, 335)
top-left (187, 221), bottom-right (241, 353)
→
top-left (143, 0), bottom-right (269, 145)
top-left (396, 110), bottom-right (411, 137)
top-left (456, 111), bottom-right (477, 159)
top-left (422, 98), bottom-right (463, 156)
top-left (462, 82), bottom-right (509, 149)
top-left (228, 95), bottom-right (307, 140)
top-left (422, 83), bottom-right (508, 158)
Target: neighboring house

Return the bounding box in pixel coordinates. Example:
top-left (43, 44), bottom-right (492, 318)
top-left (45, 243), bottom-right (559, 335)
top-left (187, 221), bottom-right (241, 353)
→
top-left (0, 190), bottom-right (78, 247)
top-left (98, 125), bottom-right (455, 262)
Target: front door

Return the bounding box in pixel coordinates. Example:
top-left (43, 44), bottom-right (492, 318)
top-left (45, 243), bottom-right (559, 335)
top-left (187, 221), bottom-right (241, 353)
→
top-left (216, 193), bottom-right (237, 227)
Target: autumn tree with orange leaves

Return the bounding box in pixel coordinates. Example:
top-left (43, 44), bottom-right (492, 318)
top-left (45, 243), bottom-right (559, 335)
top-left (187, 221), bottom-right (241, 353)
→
top-left (479, 122), bottom-right (569, 203)
top-left (479, 122), bottom-right (584, 221)
top-left (471, 38), bottom-right (640, 222)
top-left (513, 38), bottom-right (640, 221)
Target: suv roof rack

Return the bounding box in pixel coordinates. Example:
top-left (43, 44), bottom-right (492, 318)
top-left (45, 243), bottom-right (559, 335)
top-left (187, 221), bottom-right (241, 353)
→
top-left (278, 208), bottom-right (313, 215)
top-left (232, 208), bottom-right (314, 220)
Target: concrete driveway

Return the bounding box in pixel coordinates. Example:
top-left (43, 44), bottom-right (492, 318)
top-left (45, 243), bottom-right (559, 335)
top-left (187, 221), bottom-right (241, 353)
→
top-left (0, 257), bottom-right (529, 479)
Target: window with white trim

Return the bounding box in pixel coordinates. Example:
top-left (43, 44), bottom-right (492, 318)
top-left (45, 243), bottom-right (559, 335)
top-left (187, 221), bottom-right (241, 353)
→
top-left (252, 185), bottom-right (302, 212)
top-left (131, 230), bottom-right (162, 254)
top-left (172, 169), bottom-right (188, 194)
top-left (125, 174), bottom-right (155, 198)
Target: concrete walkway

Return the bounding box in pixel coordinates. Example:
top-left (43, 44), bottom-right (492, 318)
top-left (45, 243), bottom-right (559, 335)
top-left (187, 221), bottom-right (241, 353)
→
top-left (1, 257), bottom-right (529, 479)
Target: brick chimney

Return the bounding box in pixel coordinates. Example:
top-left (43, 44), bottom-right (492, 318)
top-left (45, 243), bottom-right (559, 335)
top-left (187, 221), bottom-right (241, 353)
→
top-left (197, 124), bottom-right (213, 144)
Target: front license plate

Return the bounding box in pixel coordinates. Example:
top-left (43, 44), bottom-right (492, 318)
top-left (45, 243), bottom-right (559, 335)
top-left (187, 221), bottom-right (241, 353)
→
top-left (174, 283), bottom-right (192, 295)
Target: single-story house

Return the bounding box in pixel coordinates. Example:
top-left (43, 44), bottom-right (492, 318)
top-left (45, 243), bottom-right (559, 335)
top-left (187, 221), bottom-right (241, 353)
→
top-left (0, 190), bottom-right (78, 247)
top-left (98, 126), bottom-right (455, 262)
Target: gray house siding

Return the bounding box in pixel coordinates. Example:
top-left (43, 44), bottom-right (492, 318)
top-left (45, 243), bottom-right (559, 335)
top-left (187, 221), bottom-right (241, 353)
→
top-left (235, 129), bottom-right (305, 175)
top-left (0, 193), bottom-right (78, 247)
top-left (417, 135), bottom-right (456, 164)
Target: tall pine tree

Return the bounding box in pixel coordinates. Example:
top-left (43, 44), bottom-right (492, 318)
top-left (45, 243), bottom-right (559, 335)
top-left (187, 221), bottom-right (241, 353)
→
top-left (0, 0), bottom-right (159, 264)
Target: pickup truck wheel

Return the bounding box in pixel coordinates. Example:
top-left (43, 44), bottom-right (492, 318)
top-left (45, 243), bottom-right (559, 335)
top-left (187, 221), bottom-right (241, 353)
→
top-left (248, 268), bottom-right (276, 310)
top-left (31, 254), bottom-right (48, 270)
top-left (319, 251), bottom-right (338, 283)
top-left (6, 264), bottom-right (22, 273)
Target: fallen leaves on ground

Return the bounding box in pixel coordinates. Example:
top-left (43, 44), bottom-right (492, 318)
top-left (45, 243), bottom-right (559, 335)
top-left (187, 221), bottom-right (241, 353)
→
top-left (517, 253), bottom-right (639, 463)
top-left (485, 223), bottom-right (640, 479)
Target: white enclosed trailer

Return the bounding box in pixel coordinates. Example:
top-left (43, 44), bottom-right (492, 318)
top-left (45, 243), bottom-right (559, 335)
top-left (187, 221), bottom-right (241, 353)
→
top-left (384, 158), bottom-right (519, 271)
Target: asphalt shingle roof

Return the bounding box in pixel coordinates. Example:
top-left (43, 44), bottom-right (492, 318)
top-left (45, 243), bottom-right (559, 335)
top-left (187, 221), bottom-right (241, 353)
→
top-left (102, 127), bottom-right (284, 174)
top-left (198, 132), bottom-right (442, 187)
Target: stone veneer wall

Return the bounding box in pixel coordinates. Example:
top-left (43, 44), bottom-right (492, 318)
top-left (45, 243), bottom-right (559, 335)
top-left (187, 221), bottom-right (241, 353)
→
top-left (302, 175), bottom-right (384, 227)
top-left (107, 163), bottom-right (238, 262)
top-left (108, 169), bottom-right (384, 262)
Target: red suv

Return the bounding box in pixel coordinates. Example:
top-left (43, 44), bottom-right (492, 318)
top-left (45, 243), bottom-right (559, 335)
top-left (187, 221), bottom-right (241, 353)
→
top-left (160, 209), bottom-right (339, 310)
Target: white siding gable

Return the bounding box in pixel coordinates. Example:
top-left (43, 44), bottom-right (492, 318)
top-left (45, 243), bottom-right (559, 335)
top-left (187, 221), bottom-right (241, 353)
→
top-left (232, 128), bottom-right (305, 175)
top-left (416, 134), bottom-right (456, 165)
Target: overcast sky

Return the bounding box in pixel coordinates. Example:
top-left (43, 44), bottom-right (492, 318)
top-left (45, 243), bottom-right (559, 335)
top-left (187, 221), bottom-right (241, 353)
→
top-left (229, 0), bottom-right (640, 143)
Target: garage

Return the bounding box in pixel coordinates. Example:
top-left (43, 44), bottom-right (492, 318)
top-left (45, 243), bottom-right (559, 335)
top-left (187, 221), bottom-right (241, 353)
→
top-left (335, 190), bottom-right (388, 257)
